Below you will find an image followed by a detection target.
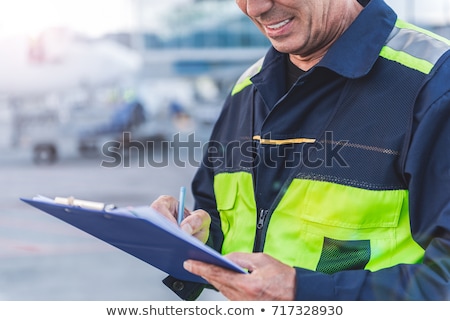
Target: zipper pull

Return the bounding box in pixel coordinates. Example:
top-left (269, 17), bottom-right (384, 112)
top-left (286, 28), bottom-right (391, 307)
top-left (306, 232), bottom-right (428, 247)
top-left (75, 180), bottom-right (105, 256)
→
top-left (257, 209), bottom-right (268, 229)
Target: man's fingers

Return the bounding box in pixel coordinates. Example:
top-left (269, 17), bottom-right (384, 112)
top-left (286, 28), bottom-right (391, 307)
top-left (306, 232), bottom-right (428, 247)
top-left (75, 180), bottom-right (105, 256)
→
top-left (183, 259), bottom-right (238, 288)
top-left (150, 195), bottom-right (178, 223)
top-left (182, 209), bottom-right (211, 232)
top-left (183, 259), bottom-right (257, 300)
top-left (184, 254), bottom-right (296, 301)
top-left (225, 252), bottom-right (257, 272)
top-left (181, 209), bottom-right (211, 243)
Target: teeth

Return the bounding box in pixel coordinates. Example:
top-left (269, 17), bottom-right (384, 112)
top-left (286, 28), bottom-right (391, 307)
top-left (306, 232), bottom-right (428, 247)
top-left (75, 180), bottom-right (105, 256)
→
top-left (268, 19), bottom-right (290, 30)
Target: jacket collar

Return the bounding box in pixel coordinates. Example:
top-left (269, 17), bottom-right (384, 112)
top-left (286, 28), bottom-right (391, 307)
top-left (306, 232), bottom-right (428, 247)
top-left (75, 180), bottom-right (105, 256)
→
top-left (318, 0), bottom-right (397, 78)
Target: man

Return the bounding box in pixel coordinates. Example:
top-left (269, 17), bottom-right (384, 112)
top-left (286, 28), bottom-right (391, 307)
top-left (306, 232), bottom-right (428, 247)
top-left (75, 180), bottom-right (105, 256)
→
top-left (151, 0), bottom-right (450, 300)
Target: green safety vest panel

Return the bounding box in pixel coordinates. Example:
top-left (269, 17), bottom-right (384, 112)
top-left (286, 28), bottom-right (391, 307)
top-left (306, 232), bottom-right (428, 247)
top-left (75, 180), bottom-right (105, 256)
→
top-left (214, 172), bottom-right (424, 273)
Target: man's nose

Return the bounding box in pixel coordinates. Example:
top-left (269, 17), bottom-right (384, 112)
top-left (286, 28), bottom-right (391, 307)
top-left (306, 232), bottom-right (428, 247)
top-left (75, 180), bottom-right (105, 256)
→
top-left (244, 0), bottom-right (273, 18)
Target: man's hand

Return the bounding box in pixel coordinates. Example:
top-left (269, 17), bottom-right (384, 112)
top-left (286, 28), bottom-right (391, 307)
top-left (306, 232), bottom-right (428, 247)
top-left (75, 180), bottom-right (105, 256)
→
top-left (183, 252), bottom-right (296, 300)
top-left (150, 195), bottom-right (211, 244)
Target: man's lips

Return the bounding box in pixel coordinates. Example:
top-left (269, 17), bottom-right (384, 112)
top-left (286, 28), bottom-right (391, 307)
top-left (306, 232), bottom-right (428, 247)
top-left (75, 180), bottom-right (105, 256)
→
top-left (266, 18), bottom-right (292, 30)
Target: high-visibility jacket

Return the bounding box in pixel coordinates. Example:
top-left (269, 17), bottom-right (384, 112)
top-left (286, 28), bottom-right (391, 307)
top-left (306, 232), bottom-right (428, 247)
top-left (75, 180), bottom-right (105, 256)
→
top-left (164, 0), bottom-right (450, 300)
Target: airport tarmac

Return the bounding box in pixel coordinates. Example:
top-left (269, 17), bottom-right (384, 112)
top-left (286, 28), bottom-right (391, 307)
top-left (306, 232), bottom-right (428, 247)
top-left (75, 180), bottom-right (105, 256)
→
top-left (0, 135), bottom-right (227, 301)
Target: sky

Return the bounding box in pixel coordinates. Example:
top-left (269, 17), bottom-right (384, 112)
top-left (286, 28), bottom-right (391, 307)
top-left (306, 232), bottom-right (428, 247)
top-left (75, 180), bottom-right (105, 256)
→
top-left (388, 0), bottom-right (450, 25)
top-left (0, 0), bottom-right (141, 38)
top-left (0, 0), bottom-right (448, 39)
top-left (0, 0), bottom-right (128, 37)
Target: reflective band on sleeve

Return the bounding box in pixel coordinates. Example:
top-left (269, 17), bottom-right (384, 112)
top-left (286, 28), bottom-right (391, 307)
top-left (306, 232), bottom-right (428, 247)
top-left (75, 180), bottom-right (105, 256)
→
top-left (231, 57), bottom-right (264, 96)
top-left (380, 20), bottom-right (450, 74)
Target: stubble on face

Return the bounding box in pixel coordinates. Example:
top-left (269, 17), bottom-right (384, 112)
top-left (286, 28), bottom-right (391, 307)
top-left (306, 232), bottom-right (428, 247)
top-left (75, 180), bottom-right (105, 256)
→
top-left (237, 0), bottom-right (364, 70)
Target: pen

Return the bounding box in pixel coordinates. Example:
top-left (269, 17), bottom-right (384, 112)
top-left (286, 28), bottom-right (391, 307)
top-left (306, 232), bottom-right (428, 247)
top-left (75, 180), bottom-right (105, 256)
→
top-left (177, 186), bottom-right (186, 226)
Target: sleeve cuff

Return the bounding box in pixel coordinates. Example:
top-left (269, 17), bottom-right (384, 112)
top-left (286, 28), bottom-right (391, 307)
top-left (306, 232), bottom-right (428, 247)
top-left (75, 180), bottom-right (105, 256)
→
top-left (162, 275), bottom-right (206, 301)
top-left (294, 268), bottom-right (336, 300)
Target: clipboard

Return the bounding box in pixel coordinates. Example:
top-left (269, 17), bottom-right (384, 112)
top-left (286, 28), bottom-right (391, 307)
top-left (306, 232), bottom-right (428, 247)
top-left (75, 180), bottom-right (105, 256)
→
top-left (20, 196), bottom-right (247, 284)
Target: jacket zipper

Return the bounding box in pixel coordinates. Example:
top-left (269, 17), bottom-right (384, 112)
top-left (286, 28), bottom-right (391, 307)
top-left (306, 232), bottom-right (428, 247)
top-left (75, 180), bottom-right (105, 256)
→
top-left (253, 208), bottom-right (269, 252)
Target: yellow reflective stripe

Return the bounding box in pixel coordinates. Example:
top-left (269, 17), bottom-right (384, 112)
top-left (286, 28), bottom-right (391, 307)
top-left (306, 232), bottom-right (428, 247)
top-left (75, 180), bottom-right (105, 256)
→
top-left (231, 77), bottom-right (253, 96)
top-left (395, 20), bottom-right (450, 46)
top-left (380, 46), bottom-right (434, 74)
top-left (381, 19), bottom-right (450, 74)
top-left (253, 135), bottom-right (316, 145)
top-left (231, 57), bottom-right (263, 96)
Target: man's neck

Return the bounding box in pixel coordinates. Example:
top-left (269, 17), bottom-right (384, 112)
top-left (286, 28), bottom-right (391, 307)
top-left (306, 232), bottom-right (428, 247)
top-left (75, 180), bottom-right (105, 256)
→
top-left (289, 0), bottom-right (365, 71)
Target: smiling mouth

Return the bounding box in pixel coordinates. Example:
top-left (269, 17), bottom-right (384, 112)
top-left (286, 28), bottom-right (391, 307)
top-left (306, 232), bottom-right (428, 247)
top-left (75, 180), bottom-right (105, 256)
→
top-left (267, 19), bottom-right (291, 30)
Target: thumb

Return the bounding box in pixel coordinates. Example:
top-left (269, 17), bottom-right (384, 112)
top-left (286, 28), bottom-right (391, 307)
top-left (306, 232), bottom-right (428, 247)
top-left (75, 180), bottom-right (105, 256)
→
top-left (224, 252), bottom-right (263, 272)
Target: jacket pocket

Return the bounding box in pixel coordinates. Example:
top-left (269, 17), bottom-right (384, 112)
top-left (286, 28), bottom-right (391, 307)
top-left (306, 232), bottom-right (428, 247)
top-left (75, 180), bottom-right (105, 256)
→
top-left (266, 178), bottom-right (409, 271)
top-left (300, 179), bottom-right (403, 230)
top-left (213, 171), bottom-right (257, 254)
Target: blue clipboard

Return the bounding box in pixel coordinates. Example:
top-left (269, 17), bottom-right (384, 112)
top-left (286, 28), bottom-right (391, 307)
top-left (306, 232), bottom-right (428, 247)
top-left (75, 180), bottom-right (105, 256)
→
top-left (20, 196), bottom-right (247, 284)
